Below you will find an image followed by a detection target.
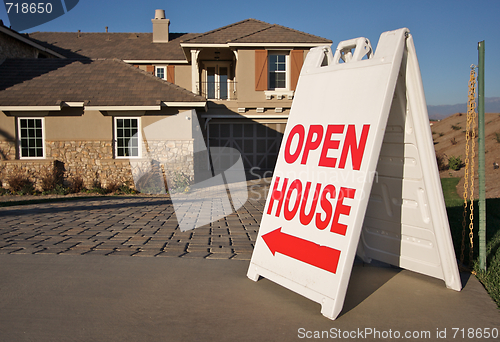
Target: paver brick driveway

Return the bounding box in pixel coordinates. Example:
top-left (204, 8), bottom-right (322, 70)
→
top-left (0, 179), bottom-right (270, 260)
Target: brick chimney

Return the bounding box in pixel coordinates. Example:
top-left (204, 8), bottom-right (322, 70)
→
top-left (151, 9), bottom-right (170, 43)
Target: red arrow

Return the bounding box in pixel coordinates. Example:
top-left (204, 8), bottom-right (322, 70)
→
top-left (262, 228), bottom-right (341, 274)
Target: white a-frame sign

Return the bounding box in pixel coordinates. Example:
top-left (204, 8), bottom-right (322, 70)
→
top-left (247, 28), bottom-right (462, 320)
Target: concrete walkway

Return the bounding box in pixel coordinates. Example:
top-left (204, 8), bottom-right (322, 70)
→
top-left (0, 179), bottom-right (499, 341)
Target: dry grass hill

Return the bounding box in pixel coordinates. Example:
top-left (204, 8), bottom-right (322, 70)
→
top-left (431, 112), bottom-right (500, 199)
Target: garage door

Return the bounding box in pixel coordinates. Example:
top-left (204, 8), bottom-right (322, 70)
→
top-left (208, 122), bottom-right (285, 174)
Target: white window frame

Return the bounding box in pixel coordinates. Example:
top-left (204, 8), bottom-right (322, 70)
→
top-left (17, 117), bottom-right (45, 159)
top-left (155, 66), bottom-right (166, 80)
top-left (114, 117), bottom-right (142, 159)
top-left (268, 51), bottom-right (290, 91)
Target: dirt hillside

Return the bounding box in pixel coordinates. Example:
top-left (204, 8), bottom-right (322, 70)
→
top-left (431, 112), bottom-right (500, 199)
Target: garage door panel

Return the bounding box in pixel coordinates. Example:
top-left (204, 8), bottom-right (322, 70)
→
top-left (209, 122), bottom-right (284, 173)
top-left (257, 139), bottom-right (267, 153)
top-left (243, 140), bottom-right (253, 153)
top-left (244, 125), bottom-right (254, 137)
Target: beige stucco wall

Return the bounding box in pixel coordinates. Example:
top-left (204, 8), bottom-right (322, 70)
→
top-left (174, 64), bottom-right (192, 92)
top-left (45, 110), bottom-right (112, 140)
top-left (142, 110), bottom-right (195, 140)
top-left (0, 112), bottom-right (16, 141)
top-left (236, 49), bottom-right (266, 103)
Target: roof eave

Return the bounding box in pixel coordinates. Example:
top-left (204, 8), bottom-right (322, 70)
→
top-left (180, 43), bottom-right (231, 48)
top-left (1, 102), bottom-right (207, 112)
top-left (84, 105), bottom-right (162, 111)
top-left (180, 42), bottom-right (331, 49)
top-left (228, 42), bottom-right (331, 48)
top-left (123, 60), bottom-right (188, 64)
top-left (162, 101), bottom-right (207, 111)
top-left (0, 106), bottom-right (62, 111)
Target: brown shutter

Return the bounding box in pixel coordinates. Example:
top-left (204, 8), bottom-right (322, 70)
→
top-left (290, 49), bottom-right (304, 91)
top-left (255, 49), bottom-right (268, 91)
top-left (167, 65), bottom-right (175, 83)
top-left (146, 65), bottom-right (154, 74)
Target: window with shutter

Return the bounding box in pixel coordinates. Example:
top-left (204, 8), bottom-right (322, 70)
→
top-left (155, 66), bottom-right (166, 79)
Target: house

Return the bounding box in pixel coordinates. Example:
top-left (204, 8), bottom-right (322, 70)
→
top-left (0, 10), bottom-right (331, 190)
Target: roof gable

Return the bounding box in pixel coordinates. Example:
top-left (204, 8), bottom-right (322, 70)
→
top-left (0, 59), bottom-right (205, 107)
top-left (181, 18), bottom-right (331, 45)
top-left (230, 25), bottom-right (332, 44)
top-left (181, 19), bottom-right (271, 44)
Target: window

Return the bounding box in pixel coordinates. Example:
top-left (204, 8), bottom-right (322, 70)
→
top-left (155, 66), bottom-right (165, 80)
top-left (268, 52), bottom-right (288, 90)
top-left (255, 50), bottom-right (302, 93)
top-left (114, 117), bottom-right (140, 158)
top-left (18, 118), bottom-right (44, 158)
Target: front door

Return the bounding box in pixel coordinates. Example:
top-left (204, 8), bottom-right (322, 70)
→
top-left (204, 62), bottom-right (229, 100)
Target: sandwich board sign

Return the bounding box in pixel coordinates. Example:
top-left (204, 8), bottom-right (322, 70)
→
top-left (247, 28), bottom-right (462, 320)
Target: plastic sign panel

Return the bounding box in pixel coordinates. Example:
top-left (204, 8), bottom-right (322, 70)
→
top-left (247, 28), bottom-right (461, 321)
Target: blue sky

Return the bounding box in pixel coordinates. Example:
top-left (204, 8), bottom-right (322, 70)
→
top-left (1, 0), bottom-right (499, 107)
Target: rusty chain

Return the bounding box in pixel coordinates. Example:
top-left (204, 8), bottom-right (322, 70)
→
top-left (461, 66), bottom-right (477, 269)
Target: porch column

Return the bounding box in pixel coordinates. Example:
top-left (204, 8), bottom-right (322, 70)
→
top-left (191, 49), bottom-right (201, 95)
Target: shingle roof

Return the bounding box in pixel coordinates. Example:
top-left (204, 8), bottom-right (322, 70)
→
top-left (181, 19), bottom-right (271, 44)
top-left (0, 59), bottom-right (205, 107)
top-left (28, 32), bottom-right (198, 60)
top-left (230, 25), bottom-right (332, 44)
top-left (181, 19), bottom-right (331, 45)
top-left (27, 19), bottom-right (331, 61)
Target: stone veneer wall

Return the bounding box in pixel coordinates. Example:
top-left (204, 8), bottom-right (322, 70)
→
top-left (0, 159), bottom-right (54, 190)
top-left (46, 140), bottom-right (116, 188)
top-left (146, 140), bottom-right (194, 179)
top-left (129, 139), bottom-right (196, 193)
top-left (0, 139), bottom-right (196, 191)
top-left (0, 140), bottom-right (16, 160)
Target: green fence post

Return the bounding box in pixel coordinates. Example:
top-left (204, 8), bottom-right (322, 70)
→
top-left (477, 41), bottom-right (486, 271)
